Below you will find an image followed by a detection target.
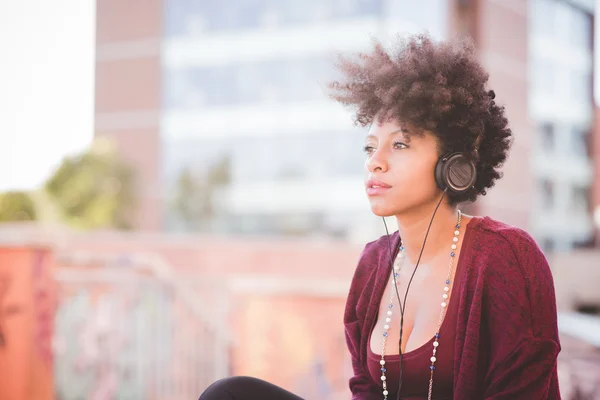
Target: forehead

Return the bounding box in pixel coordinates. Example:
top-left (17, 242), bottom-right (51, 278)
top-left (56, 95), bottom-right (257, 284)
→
top-left (366, 119), bottom-right (411, 140)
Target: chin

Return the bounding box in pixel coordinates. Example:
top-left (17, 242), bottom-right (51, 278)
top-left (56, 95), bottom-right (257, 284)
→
top-left (371, 209), bottom-right (395, 218)
top-left (368, 200), bottom-right (399, 218)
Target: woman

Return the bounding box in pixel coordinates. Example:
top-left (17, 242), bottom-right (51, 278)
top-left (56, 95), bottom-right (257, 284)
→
top-left (199, 33), bottom-right (561, 400)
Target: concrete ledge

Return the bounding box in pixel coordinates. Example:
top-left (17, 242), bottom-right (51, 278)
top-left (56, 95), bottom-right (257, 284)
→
top-left (558, 312), bottom-right (600, 347)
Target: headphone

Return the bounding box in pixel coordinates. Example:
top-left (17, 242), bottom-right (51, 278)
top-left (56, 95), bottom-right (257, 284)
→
top-left (434, 152), bottom-right (477, 195)
top-left (434, 91), bottom-right (493, 194)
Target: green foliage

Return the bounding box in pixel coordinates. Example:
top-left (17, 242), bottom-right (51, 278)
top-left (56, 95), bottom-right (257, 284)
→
top-left (0, 191), bottom-right (37, 222)
top-left (171, 156), bottom-right (231, 231)
top-left (44, 137), bottom-right (135, 230)
top-left (172, 168), bottom-right (206, 229)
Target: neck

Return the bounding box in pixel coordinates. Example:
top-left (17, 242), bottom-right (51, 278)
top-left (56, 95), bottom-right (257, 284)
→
top-left (394, 198), bottom-right (459, 265)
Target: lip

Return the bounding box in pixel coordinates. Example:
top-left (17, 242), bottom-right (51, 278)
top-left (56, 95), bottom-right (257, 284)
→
top-left (365, 178), bottom-right (392, 196)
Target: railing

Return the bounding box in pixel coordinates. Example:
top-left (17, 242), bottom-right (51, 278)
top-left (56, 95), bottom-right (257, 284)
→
top-left (53, 251), bottom-right (229, 400)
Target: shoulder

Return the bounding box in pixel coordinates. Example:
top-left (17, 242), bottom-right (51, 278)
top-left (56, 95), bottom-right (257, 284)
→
top-left (344, 232), bottom-right (396, 320)
top-left (468, 216), bottom-right (558, 336)
top-left (349, 230), bottom-right (399, 287)
top-left (354, 232), bottom-right (396, 274)
top-left (473, 216), bottom-right (543, 254)
top-left (470, 216), bottom-right (550, 278)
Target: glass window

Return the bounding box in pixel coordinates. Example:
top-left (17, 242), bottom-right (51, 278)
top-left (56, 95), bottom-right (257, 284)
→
top-left (330, 0), bottom-right (383, 18)
top-left (554, 1), bottom-right (574, 42)
top-left (571, 185), bottom-right (590, 213)
top-left (531, 56), bottom-right (555, 96)
top-left (163, 57), bottom-right (332, 109)
top-left (211, 132), bottom-right (367, 183)
top-left (184, 15), bottom-right (208, 35)
top-left (260, 7), bottom-right (281, 28)
top-left (332, 0), bottom-right (360, 18)
top-left (542, 238), bottom-right (555, 253)
top-left (530, 0), bottom-right (558, 38)
top-left (277, 135), bottom-right (310, 179)
top-left (567, 5), bottom-right (592, 50)
top-left (569, 69), bottom-right (592, 105)
top-left (389, 0), bottom-right (447, 39)
top-left (165, 0), bottom-right (384, 36)
top-left (164, 138), bottom-right (231, 182)
top-left (569, 127), bottom-right (590, 156)
top-left (278, 0), bottom-right (316, 25)
top-left (164, 0), bottom-right (190, 36)
top-left (236, 63), bottom-right (263, 104)
top-left (539, 122), bottom-right (555, 152)
top-left (540, 179), bottom-right (554, 210)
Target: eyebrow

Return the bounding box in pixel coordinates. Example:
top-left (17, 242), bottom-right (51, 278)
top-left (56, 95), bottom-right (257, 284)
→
top-left (365, 129), bottom-right (410, 141)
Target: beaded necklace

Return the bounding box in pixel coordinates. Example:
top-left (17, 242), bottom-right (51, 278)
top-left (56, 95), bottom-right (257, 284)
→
top-left (378, 211), bottom-right (462, 400)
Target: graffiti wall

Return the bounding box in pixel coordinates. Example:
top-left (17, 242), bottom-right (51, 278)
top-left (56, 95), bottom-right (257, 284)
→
top-left (0, 246), bottom-right (56, 400)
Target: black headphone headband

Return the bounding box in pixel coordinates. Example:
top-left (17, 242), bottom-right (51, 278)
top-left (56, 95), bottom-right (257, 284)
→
top-left (434, 153), bottom-right (477, 194)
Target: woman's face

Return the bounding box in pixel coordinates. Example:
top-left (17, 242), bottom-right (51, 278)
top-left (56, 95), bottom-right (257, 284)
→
top-left (364, 119), bottom-right (442, 217)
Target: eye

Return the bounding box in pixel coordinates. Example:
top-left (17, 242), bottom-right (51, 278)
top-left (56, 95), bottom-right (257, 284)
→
top-left (393, 142), bottom-right (408, 150)
top-left (363, 145), bottom-right (375, 155)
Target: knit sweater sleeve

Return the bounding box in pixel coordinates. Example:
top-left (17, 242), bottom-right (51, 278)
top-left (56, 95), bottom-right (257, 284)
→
top-left (344, 241), bottom-right (383, 400)
top-left (480, 226), bottom-right (561, 399)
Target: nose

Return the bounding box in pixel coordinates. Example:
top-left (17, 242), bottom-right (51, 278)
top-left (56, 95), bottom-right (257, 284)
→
top-left (366, 149), bottom-right (388, 173)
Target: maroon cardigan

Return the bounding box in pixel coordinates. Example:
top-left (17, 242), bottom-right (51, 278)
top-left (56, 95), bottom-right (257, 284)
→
top-left (344, 216), bottom-right (561, 399)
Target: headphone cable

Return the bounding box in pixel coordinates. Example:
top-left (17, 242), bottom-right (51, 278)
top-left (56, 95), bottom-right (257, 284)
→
top-left (382, 188), bottom-right (448, 400)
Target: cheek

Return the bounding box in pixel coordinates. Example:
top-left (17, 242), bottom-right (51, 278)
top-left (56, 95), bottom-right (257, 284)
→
top-left (392, 157), bottom-right (438, 193)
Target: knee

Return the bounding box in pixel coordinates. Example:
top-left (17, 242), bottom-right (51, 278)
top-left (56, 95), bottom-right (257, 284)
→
top-left (198, 376), bottom-right (253, 400)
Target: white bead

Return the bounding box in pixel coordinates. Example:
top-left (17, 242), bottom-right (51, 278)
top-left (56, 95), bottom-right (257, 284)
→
top-left (387, 310), bottom-right (392, 316)
top-left (398, 252), bottom-right (405, 259)
top-left (444, 286), bottom-right (450, 292)
top-left (394, 265), bottom-right (400, 271)
top-left (381, 376), bottom-right (386, 381)
top-left (451, 244), bottom-right (457, 250)
top-left (443, 293), bottom-right (448, 299)
top-left (441, 302), bottom-right (447, 308)
top-left (383, 390), bottom-right (389, 396)
top-left (386, 317), bottom-right (391, 323)
top-left (380, 360), bottom-right (386, 365)
top-left (454, 230), bottom-right (460, 236)
top-left (453, 237), bottom-right (458, 243)
top-left (431, 356), bottom-right (437, 362)
top-left (433, 341), bottom-right (439, 347)
top-left (384, 324), bottom-right (389, 330)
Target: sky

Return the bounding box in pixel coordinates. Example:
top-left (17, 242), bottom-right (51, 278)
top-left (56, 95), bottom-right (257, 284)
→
top-left (0, 0), bottom-right (95, 191)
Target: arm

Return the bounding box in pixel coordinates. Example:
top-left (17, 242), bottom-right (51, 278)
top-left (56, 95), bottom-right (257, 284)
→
top-left (483, 338), bottom-right (560, 399)
top-left (345, 322), bottom-right (382, 400)
top-left (482, 231), bottom-right (561, 400)
top-left (344, 244), bottom-right (382, 400)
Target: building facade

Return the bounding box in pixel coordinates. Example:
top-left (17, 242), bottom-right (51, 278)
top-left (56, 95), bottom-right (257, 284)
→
top-left (528, 0), bottom-right (596, 251)
top-left (95, 0), bottom-right (598, 249)
top-left (159, 0), bottom-right (452, 241)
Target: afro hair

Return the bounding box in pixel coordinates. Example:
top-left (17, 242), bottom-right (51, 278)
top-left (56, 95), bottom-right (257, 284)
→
top-left (329, 33), bottom-right (513, 204)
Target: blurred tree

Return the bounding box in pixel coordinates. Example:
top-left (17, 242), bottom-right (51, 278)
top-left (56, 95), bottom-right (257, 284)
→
top-left (171, 155), bottom-right (231, 232)
top-left (0, 191), bottom-right (37, 222)
top-left (172, 168), bottom-right (205, 230)
top-left (207, 156), bottom-right (231, 187)
top-left (44, 137), bottom-right (135, 230)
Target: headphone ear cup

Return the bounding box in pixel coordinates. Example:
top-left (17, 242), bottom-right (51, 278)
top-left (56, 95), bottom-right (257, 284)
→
top-left (434, 153), bottom-right (477, 194)
top-left (434, 155), bottom-right (448, 191)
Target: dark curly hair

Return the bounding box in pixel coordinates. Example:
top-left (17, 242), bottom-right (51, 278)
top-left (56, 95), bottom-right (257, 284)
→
top-left (328, 33), bottom-right (513, 204)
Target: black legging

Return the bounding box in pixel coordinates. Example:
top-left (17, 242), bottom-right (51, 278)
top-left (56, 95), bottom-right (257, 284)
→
top-left (199, 376), bottom-right (305, 400)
